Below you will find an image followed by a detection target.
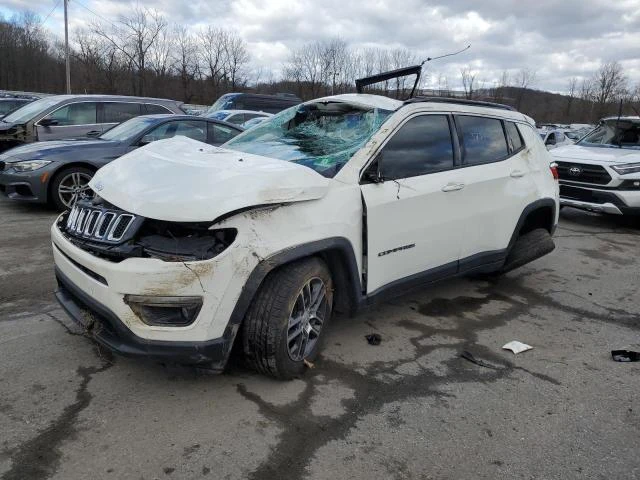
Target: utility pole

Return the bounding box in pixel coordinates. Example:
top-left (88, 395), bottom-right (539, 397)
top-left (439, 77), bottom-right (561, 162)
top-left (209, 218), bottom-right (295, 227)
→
top-left (64, 0), bottom-right (71, 93)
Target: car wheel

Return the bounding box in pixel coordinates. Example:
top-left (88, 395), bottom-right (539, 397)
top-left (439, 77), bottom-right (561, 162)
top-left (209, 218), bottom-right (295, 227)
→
top-left (242, 257), bottom-right (333, 379)
top-left (50, 166), bottom-right (95, 211)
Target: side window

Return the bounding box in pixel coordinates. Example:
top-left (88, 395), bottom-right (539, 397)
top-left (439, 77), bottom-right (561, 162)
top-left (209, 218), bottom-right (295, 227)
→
top-left (144, 103), bottom-right (173, 114)
top-left (225, 114), bottom-right (245, 125)
top-left (208, 123), bottom-right (240, 145)
top-left (379, 115), bottom-right (454, 180)
top-left (243, 113), bottom-right (264, 121)
top-left (103, 102), bottom-right (141, 123)
top-left (546, 132), bottom-right (556, 145)
top-left (43, 102), bottom-right (97, 126)
top-left (144, 121), bottom-right (206, 143)
top-left (174, 121), bottom-right (206, 142)
top-left (556, 132), bottom-right (565, 142)
top-left (456, 115), bottom-right (509, 165)
top-left (504, 122), bottom-right (524, 153)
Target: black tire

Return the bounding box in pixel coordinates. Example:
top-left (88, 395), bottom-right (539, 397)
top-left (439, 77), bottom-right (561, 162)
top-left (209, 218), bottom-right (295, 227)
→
top-left (501, 228), bottom-right (555, 273)
top-left (50, 166), bottom-right (95, 211)
top-left (242, 257), bottom-right (333, 379)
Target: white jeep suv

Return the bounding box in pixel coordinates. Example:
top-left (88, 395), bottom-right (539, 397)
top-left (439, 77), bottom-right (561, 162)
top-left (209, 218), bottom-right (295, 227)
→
top-left (551, 116), bottom-right (640, 216)
top-left (51, 95), bottom-right (559, 379)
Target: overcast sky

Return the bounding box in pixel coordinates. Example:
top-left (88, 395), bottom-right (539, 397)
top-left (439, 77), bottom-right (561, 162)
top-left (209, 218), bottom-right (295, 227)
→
top-left (2, 0), bottom-right (639, 93)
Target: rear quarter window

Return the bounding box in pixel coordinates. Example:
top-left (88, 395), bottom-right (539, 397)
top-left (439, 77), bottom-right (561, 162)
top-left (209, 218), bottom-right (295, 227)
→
top-left (505, 121), bottom-right (525, 153)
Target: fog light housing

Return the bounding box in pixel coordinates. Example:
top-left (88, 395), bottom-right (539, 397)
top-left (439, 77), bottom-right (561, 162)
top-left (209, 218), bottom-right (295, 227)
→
top-left (124, 295), bottom-right (202, 326)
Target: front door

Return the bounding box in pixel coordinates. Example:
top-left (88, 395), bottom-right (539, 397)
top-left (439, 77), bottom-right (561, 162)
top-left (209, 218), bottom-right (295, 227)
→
top-left (360, 114), bottom-right (464, 294)
top-left (36, 102), bottom-right (99, 141)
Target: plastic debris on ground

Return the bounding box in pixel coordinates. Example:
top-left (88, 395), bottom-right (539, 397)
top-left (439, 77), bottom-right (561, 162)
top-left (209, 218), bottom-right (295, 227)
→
top-left (460, 350), bottom-right (498, 369)
top-left (365, 333), bottom-right (381, 346)
top-left (502, 341), bottom-right (533, 354)
top-left (611, 350), bottom-right (640, 362)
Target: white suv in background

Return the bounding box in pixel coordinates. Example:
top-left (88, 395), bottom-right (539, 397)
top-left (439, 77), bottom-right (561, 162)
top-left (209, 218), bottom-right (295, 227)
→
top-left (51, 95), bottom-right (559, 379)
top-left (551, 116), bottom-right (640, 215)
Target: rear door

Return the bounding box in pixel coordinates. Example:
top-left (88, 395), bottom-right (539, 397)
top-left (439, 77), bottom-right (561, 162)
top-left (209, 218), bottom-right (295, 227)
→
top-left (100, 102), bottom-right (142, 133)
top-left (36, 102), bottom-right (99, 140)
top-left (360, 114), bottom-right (465, 294)
top-left (453, 115), bottom-right (537, 270)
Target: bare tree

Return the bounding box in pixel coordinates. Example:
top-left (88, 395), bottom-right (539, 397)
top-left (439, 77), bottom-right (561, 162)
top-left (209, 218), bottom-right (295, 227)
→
top-left (172, 25), bottom-right (199, 102)
top-left (223, 31), bottom-right (250, 90)
top-left (592, 61), bottom-right (627, 116)
top-left (91, 7), bottom-right (167, 95)
top-left (460, 67), bottom-right (477, 99)
top-left (566, 77), bottom-right (578, 116)
top-left (514, 68), bottom-right (536, 109)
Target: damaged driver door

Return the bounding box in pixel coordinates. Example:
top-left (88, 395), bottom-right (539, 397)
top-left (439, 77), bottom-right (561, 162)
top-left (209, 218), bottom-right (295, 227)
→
top-left (360, 114), bottom-right (465, 294)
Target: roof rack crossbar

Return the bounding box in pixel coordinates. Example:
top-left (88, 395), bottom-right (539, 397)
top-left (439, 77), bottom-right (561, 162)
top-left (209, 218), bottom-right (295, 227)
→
top-left (355, 65), bottom-right (422, 99)
top-left (404, 96), bottom-right (516, 111)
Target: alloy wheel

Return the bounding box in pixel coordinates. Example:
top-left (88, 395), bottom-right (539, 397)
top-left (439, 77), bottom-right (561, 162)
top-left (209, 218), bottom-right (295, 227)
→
top-left (286, 277), bottom-right (328, 362)
top-left (58, 171), bottom-right (94, 208)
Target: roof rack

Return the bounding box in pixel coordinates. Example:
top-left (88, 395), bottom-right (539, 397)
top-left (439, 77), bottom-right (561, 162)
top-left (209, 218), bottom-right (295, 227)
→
top-left (404, 96), bottom-right (516, 111)
top-left (355, 65), bottom-right (422, 99)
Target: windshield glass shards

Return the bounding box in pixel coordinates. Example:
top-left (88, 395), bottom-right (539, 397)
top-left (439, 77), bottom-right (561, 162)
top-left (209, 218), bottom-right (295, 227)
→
top-left (225, 102), bottom-right (392, 178)
top-left (578, 121), bottom-right (640, 150)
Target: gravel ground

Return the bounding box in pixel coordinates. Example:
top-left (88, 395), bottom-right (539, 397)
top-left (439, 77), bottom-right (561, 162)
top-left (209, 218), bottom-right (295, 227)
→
top-left (1, 196), bottom-right (639, 480)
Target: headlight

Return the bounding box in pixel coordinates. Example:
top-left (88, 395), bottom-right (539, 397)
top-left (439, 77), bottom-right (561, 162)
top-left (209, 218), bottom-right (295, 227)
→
top-left (611, 163), bottom-right (640, 175)
top-left (11, 160), bottom-right (52, 172)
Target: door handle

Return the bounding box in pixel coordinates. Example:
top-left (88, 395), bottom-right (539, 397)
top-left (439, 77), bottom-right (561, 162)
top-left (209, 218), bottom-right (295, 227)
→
top-left (441, 183), bottom-right (465, 192)
top-left (510, 170), bottom-right (526, 178)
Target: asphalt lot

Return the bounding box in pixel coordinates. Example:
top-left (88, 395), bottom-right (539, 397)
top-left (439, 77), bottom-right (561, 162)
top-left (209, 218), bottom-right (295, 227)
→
top-left (1, 195), bottom-right (639, 480)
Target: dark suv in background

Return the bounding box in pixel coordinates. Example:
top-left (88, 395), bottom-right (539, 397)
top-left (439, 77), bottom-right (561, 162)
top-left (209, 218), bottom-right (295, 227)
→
top-left (206, 93), bottom-right (301, 115)
top-left (0, 94), bottom-right (184, 152)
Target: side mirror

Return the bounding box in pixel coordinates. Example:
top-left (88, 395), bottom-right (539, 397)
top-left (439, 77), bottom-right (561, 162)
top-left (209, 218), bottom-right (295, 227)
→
top-left (39, 118), bottom-right (58, 127)
top-left (545, 136), bottom-right (556, 146)
top-left (362, 155), bottom-right (384, 184)
top-left (139, 134), bottom-right (155, 146)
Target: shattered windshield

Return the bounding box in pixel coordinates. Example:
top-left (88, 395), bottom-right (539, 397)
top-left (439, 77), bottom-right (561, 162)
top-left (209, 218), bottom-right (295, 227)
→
top-left (578, 121), bottom-right (640, 150)
top-left (224, 102), bottom-right (392, 178)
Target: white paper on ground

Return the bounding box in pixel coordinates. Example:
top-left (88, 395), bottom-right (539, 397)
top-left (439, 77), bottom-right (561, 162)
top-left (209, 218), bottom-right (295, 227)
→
top-left (502, 341), bottom-right (533, 354)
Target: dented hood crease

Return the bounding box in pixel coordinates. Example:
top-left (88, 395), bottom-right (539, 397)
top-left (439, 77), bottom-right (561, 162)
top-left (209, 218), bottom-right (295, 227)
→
top-left (90, 136), bottom-right (330, 222)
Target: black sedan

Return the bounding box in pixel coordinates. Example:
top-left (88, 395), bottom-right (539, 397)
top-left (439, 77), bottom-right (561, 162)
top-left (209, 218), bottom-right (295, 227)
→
top-left (0, 115), bottom-right (243, 210)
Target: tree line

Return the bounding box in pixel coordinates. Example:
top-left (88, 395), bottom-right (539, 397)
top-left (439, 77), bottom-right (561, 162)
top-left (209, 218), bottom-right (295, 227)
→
top-left (1, 9), bottom-right (639, 123)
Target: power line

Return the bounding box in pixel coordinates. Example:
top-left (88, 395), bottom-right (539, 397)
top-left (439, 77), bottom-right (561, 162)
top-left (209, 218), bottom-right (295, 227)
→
top-left (41, 0), bottom-right (63, 25)
top-left (73, 0), bottom-right (119, 28)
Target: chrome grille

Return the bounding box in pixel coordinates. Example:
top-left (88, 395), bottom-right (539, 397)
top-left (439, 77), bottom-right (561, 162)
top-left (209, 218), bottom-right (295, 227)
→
top-left (65, 205), bottom-right (136, 242)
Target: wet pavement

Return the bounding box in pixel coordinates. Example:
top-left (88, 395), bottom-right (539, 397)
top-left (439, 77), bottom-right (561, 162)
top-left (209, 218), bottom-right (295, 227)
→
top-left (1, 196), bottom-right (639, 480)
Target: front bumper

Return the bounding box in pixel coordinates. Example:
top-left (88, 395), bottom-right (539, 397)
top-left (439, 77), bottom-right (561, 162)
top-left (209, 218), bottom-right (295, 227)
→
top-left (0, 169), bottom-right (48, 203)
top-left (51, 219), bottom-right (256, 365)
top-left (559, 183), bottom-right (640, 216)
top-left (55, 267), bottom-right (231, 367)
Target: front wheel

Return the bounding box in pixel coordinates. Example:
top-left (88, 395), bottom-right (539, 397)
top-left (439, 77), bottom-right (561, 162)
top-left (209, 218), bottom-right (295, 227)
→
top-left (242, 257), bottom-right (333, 379)
top-left (50, 166), bottom-right (95, 211)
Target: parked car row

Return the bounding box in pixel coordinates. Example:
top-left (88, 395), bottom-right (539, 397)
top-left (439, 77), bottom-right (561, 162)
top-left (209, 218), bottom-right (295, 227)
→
top-left (0, 91), bottom-right (296, 210)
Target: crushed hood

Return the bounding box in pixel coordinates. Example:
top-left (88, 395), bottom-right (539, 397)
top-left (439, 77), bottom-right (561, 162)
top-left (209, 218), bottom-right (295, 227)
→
top-left (551, 145), bottom-right (640, 164)
top-left (90, 136), bottom-right (331, 222)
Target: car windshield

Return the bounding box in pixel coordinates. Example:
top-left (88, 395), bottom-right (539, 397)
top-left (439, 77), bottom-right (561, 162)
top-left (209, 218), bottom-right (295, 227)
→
top-left (100, 116), bottom-right (159, 142)
top-left (2, 96), bottom-right (62, 123)
top-left (578, 121), bottom-right (640, 150)
top-left (207, 94), bottom-right (238, 114)
top-left (224, 101), bottom-right (392, 178)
